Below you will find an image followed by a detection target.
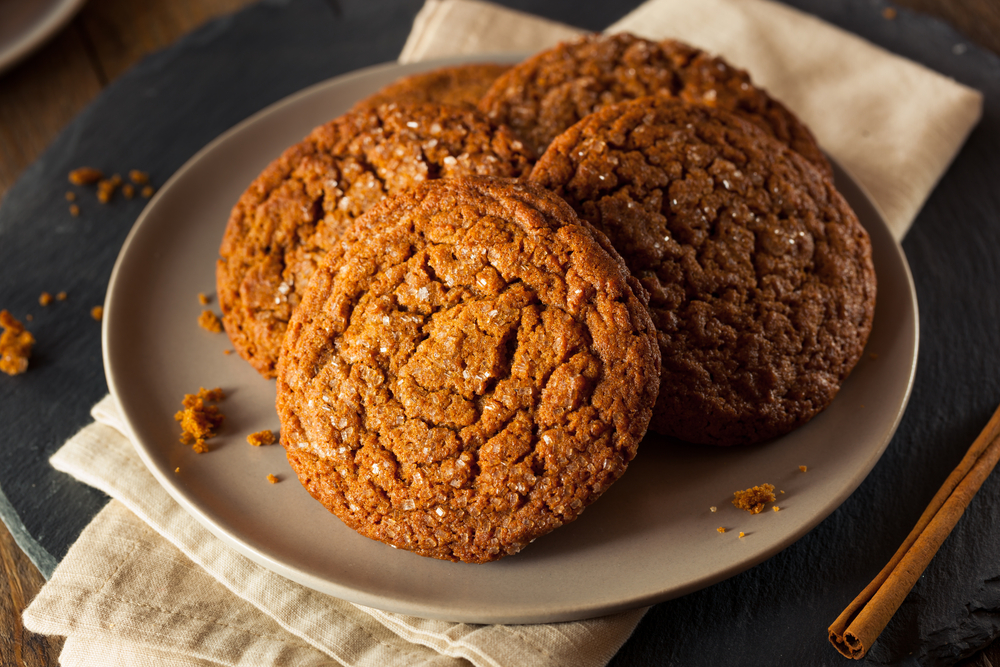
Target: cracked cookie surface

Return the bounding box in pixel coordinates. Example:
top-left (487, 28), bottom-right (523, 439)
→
top-left (352, 63), bottom-right (512, 111)
top-left (276, 176), bottom-right (660, 562)
top-left (530, 97), bottom-right (875, 446)
top-left (216, 102), bottom-right (534, 377)
top-left (479, 32), bottom-right (831, 177)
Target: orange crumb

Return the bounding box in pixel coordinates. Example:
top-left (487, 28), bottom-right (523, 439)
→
top-left (247, 430), bottom-right (276, 447)
top-left (717, 526), bottom-right (725, 534)
top-left (709, 506), bottom-right (717, 513)
top-left (65, 191), bottom-right (76, 201)
top-left (198, 310), bottom-right (223, 333)
top-left (122, 183), bottom-right (135, 199)
top-left (56, 291), bottom-right (67, 301)
top-left (129, 170), bottom-right (149, 185)
top-left (141, 185), bottom-right (155, 198)
top-left (175, 467), bottom-right (180, 473)
top-left (267, 474), bottom-right (279, 484)
top-left (780, 490), bottom-right (785, 494)
top-left (799, 465), bottom-right (808, 473)
top-left (69, 204), bottom-right (80, 217)
top-left (91, 306), bottom-right (104, 321)
top-left (739, 532), bottom-right (745, 538)
top-left (97, 179), bottom-right (118, 203)
top-left (0, 310), bottom-right (34, 376)
top-left (223, 349), bottom-right (233, 355)
top-left (773, 506), bottom-right (780, 512)
top-left (732, 483), bottom-right (776, 514)
top-left (68, 167), bottom-right (103, 185)
top-left (882, 7), bottom-right (897, 20)
top-left (198, 293), bottom-right (211, 305)
top-left (39, 292), bottom-right (53, 306)
top-left (175, 387), bottom-right (225, 452)
top-left (25, 314), bottom-right (33, 321)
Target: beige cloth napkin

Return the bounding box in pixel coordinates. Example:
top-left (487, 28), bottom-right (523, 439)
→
top-left (24, 1), bottom-right (985, 665)
top-left (400, 0), bottom-right (983, 241)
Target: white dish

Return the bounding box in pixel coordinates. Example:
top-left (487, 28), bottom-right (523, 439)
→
top-left (0, 0), bottom-right (87, 76)
top-left (104, 55), bottom-right (918, 624)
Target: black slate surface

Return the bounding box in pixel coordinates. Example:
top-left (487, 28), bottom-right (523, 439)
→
top-left (1, 0), bottom-right (999, 664)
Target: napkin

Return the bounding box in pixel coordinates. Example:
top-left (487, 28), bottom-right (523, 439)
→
top-left (23, 1), bottom-right (986, 665)
top-left (400, 0), bottom-right (984, 241)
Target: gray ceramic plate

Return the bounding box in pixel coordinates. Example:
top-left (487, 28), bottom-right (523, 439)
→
top-left (104, 55), bottom-right (918, 624)
top-left (0, 0), bottom-right (86, 75)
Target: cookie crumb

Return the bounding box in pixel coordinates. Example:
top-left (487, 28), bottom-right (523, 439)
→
top-left (799, 465), bottom-right (808, 473)
top-left (39, 292), bottom-right (53, 306)
top-left (68, 167), bottom-right (103, 185)
top-left (732, 483), bottom-right (776, 514)
top-left (198, 293), bottom-right (211, 305)
top-left (882, 7), bottom-right (897, 20)
top-left (223, 349), bottom-right (233, 355)
top-left (0, 310), bottom-right (34, 376)
top-left (773, 505), bottom-right (780, 512)
top-left (174, 467), bottom-right (180, 473)
top-left (65, 191), bottom-right (76, 201)
top-left (267, 474), bottom-right (279, 484)
top-left (717, 526), bottom-right (725, 534)
top-left (122, 183), bottom-right (135, 199)
top-left (57, 291), bottom-right (67, 301)
top-left (709, 506), bottom-right (717, 513)
top-left (129, 170), bottom-right (149, 185)
top-left (198, 310), bottom-right (223, 333)
top-left (91, 306), bottom-right (104, 321)
top-left (247, 430), bottom-right (276, 447)
top-left (25, 314), bottom-right (33, 321)
top-left (175, 387), bottom-right (225, 452)
top-left (739, 531), bottom-right (745, 538)
top-left (141, 185), bottom-right (155, 198)
top-left (69, 204), bottom-right (80, 217)
top-left (97, 178), bottom-right (118, 203)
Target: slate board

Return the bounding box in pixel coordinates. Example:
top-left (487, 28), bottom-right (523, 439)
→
top-left (1, 0), bottom-right (999, 664)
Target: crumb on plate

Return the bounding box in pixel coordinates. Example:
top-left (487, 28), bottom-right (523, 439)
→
top-left (175, 387), bottom-right (225, 453)
top-left (0, 310), bottom-right (34, 376)
top-left (732, 483), bottom-right (776, 514)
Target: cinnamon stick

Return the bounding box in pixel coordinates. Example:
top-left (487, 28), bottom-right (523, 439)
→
top-left (828, 401), bottom-right (1000, 659)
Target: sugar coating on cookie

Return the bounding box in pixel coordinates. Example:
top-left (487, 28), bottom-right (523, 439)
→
top-left (479, 32), bottom-right (831, 177)
top-left (276, 177), bottom-right (660, 562)
top-left (217, 102), bottom-right (535, 378)
top-left (530, 97), bottom-right (875, 446)
top-left (353, 63), bottom-right (513, 111)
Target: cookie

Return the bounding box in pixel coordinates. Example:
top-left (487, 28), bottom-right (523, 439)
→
top-left (275, 176), bottom-right (660, 563)
top-left (479, 32), bottom-right (831, 177)
top-left (217, 102), bottom-right (534, 378)
top-left (530, 96), bottom-right (875, 446)
top-left (352, 63), bottom-right (512, 111)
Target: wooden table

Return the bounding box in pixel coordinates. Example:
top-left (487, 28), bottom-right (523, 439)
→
top-left (1, 1), bottom-right (998, 664)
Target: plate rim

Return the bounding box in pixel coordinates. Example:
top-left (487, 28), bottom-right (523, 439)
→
top-left (103, 55), bottom-right (919, 623)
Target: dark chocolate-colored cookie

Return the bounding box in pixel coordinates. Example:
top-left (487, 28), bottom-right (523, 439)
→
top-left (276, 176), bottom-right (660, 563)
top-left (479, 32), bottom-right (831, 178)
top-left (530, 96), bottom-right (875, 446)
top-left (352, 63), bottom-right (512, 111)
top-left (217, 102), bottom-right (534, 377)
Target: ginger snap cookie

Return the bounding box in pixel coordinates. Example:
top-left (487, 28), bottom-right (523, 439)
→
top-left (217, 102), bottom-right (534, 378)
top-left (353, 63), bottom-right (512, 111)
top-left (530, 96), bottom-right (875, 446)
top-left (479, 32), bottom-right (831, 177)
top-left (276, 176), bottom-right (660, 563)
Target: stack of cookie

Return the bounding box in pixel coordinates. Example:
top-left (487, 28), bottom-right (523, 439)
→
top-left (216, 32), bottom-right (875, 563)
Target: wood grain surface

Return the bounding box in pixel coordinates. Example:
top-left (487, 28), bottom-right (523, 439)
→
top-left (0, 1), bottom-right (997, 664)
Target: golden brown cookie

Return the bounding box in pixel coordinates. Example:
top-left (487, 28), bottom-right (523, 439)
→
top-left (352, 63), bottom-right (512, 111)
top-left (276, 176), bottom-right (660, 563)
top-left (479, 32), bottom-right (831, 177)
top-left (217, 102), bottom-right (534, 378)
top-left (530, 96), bottom-right (875, 446)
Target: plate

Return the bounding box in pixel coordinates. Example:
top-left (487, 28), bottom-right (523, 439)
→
top-left (103, 56), bottom-right (918, 624)
top-left (0, 0), bottom-right (87, 76)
